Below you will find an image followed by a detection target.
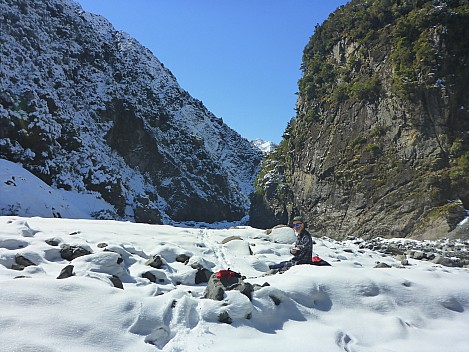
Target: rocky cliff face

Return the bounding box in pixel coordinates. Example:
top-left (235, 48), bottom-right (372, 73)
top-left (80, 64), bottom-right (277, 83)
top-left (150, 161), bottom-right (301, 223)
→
top-left (0, 0), bottom-right (262, 223)
top-left (251, 0), bottom-right (469, 240)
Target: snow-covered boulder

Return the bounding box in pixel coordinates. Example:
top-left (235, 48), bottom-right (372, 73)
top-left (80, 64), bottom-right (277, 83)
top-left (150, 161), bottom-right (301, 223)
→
top-left (268, 226), bottom-right (296, 244)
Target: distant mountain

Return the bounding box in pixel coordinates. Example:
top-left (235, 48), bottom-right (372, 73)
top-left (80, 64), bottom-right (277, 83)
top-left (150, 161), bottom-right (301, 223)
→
top-left (250, 0), bottom-right (469, 239)
top-left (0, 0), bottom-right (262, 223)
top-left (251, 139), bottom-right (276, 154)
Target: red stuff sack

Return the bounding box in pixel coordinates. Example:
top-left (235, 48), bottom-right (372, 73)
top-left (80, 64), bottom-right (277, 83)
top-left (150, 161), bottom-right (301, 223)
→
top-left (215, 269), bottom-right (241, 280)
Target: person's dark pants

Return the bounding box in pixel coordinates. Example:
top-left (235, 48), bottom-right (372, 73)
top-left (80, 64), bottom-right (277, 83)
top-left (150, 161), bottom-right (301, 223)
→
top-left (269, 261), bottom-right (290, 270)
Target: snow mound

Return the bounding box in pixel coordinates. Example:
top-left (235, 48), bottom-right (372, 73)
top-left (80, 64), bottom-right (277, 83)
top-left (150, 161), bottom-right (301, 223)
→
top-left (269, 225), bottom-right (297, 244)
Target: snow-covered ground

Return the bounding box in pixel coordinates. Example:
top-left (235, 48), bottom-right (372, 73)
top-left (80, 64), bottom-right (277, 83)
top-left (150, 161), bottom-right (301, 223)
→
top-left (0, 159), bottom-right (113, 219)
top-left (1, 216), bottom-right (469, 351)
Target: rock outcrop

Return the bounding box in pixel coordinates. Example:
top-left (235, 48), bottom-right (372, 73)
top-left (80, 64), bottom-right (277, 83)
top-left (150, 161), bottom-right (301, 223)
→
top-left (251, 0), bottom-right (469, 240)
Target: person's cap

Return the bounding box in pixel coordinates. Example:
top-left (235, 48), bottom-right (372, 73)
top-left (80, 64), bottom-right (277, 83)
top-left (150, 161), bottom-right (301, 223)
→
top-left (292, 216), bottom-right (304, 223)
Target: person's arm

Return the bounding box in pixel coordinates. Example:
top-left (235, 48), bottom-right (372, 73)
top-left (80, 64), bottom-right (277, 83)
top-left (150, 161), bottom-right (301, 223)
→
top-left (291, 234), bottom-right (312, 258)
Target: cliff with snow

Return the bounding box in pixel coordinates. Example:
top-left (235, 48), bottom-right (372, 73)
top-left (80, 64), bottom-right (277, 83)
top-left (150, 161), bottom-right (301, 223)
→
top-left (0, 0), bottom-right (262, 223)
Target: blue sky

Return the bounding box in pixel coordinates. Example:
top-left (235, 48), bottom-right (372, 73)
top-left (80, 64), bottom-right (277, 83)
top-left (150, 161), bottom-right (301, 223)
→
top-left (75, 0), bottom-right (349, 144)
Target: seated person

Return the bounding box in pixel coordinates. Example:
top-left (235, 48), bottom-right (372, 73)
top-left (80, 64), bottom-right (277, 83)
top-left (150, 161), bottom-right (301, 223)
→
top-left (269, 216), bottom-right (313, 271)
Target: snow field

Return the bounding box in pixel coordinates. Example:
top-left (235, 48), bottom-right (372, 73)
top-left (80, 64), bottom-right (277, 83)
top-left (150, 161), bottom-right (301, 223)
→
top-left (0, 216), bottom-right (468, 351)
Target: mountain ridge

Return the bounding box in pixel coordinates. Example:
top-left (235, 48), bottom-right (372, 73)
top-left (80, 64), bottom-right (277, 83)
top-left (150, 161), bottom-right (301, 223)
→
top-left (0, 0), bottom-right (262, 223)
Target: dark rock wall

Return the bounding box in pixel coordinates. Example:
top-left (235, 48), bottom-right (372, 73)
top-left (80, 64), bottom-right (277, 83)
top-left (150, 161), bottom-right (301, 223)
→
top-left (251, 0), bottom-right (469, 239)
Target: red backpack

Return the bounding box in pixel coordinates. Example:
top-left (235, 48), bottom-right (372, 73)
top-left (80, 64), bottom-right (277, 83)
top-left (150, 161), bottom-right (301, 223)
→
top-left (215, 268), bottom-right (241, 280)
top-left (312, 256), bottom-right (322, 263)
top-left (311, 255), bottom-right (331, 266)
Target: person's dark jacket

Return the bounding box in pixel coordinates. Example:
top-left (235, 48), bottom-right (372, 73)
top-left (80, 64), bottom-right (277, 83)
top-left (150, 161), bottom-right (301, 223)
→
top-left (269, 229), bottom-right (314, 271)
top-left (291, 229), bottom-right (313, 265)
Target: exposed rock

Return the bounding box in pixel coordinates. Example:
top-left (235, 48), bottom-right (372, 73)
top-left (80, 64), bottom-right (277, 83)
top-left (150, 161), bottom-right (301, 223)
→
top-left (221, 236), bottom-right (243, 244)
top-left (195, 268), bottom-right (213, 284)
top-left (249, 179), bottom-right (290, 230)
top-left (203, 278), bottom-right (225, 301)
top-left (141, 270), bottom-right (168, 284)
top-left (431, 255), bottom-right (457, 267)
top-left (218, 311), bottom-right (232, 324)
top-left (269, 295), bottom-right (282, 306)
top-left (60, 244), bottom-right (92, 261)
top-left (97, 243), bottom-right (108, 248)
top-left (57, 265), bottom-right (74, 279)
top-left (411, 251), bottom-right (426, 260)
top-left (358, 236), bottom-right (469, 267)
top-left (263, 268), bottom-right (280, 276)
top-left (203, 272), bottom-right (253, 301)
top-left (395, 254), bottom-right (408, 266)
top-left (14, 254), bottom-right (36, 268)
top-left (109, 276), bottom-right (124, 289)
top-left (401, 259), bottom-right (410, 266)
top-left (227, 281), bottom-right (254, 300)
top-left (145, 255), bottom-right (164, 269)
top-left (253, 282), bottom-right (270, 291)
top-left (175, 254), bottom-right (191, 264)
top-left (374, 262), bottom-right (392, 269)
top-left (141, 271), bottom-right (157, 283)
top-left (205, 274), bottom-right (235, 299)
top-left (447, 221), bottom-right (469, 241)
top-left (45, 239), bottom-right (60, 247)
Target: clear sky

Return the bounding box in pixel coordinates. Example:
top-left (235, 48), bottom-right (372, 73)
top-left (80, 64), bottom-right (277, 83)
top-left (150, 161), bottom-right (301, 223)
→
top-left (75, 0), bottom-right (349, 144)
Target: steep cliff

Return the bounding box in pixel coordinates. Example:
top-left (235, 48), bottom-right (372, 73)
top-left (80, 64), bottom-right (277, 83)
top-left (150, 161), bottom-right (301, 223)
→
top-left (0, 0), bottom-right (262, 223)
top-left (251, 0), bottom-right (469, 239)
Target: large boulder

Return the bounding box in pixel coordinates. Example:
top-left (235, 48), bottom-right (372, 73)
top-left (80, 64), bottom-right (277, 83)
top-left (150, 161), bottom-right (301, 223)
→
top-left (203, 271), bottom-right (253, 301)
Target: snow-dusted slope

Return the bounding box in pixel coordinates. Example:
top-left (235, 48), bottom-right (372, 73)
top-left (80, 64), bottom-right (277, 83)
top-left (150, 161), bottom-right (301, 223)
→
top-left (251, 138), bottom-right (276, 154)
top-left (0, 158), bottom-right (114, 219)
top-left (0, 0), bottom-right (262, 223)
top-left (1, 216), bottom-right (469, 351)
